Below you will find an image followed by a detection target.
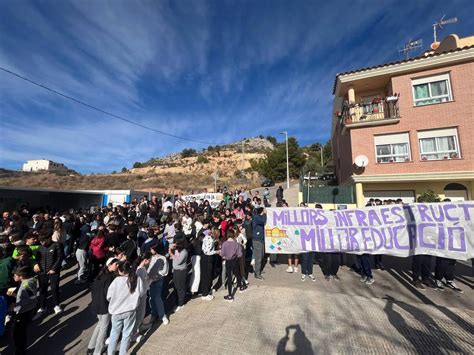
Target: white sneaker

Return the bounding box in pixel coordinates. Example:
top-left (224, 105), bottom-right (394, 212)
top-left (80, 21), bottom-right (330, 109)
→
top-left (201, 295), bottom-right (214, 301)
top-left (301, 275), bottom-right (306, 281)
top-left (286, 266), bottom-right (294, 273)
top-left (105, 337), bottom-right (110, 345)
top-left (135, 335), bottom-right (143, 344)
top-left (293, 266), bottom-right (298, 273)
top-left (54, 305), bottom-right (62, 315)
top-left (250, 258), bottom-right (255, 266)
top-left (162, 316), bottom-right (169, 325)
top-left (174, 306), bottom-right (184, 313)
top-left (36, 307), bottom-right (46, 314)
top-left (308, 275), bottom-right (316, 282)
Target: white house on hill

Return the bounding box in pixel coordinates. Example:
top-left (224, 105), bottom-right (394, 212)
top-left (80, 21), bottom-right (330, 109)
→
top-left (22, 159), bottom-right (68, 172)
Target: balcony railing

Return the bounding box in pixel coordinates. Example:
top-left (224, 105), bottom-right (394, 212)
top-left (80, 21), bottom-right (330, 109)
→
top-left (338, 96), bottom-right (400, 127)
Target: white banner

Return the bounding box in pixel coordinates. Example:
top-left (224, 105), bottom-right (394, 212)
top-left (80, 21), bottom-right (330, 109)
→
top-left (265, 202), bottom-right (474, 260)
top-left (182, 193), bottom-right (224, 208)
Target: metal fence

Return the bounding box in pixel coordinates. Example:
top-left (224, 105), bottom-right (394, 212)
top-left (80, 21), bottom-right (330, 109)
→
top-left (301, 183), bottom-right (354, 204)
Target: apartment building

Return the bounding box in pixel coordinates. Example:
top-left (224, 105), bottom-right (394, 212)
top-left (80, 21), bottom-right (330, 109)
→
top-left (22, 159), bottom-right (68, 172)
top-left (331, 34), bottom-right (474, 207)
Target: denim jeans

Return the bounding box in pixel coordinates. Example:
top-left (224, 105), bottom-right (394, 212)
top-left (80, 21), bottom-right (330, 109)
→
top-left (108, 311), bottom-right (136, 355)
top-left (149, 279), bottom-right (165, 319)
top-left (359, 254), bottom-right (373, 278)
top-left (300, 252), bottom-right (315, 275)
top-left (88, 313), bottom-right (111, 354)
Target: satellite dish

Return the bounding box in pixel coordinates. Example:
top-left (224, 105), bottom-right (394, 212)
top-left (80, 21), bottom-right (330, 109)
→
top-left (354, 155), bottom-right (369, 168)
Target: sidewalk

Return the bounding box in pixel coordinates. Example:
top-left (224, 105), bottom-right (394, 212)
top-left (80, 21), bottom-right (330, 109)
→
top-left (136, 259), bottom-right (473, 354)
top-left (1, 256), bottom-right (471, 354)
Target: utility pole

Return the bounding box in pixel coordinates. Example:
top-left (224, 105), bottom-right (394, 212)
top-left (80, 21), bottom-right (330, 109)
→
top-left (241, 140), bottom-right (245, 178)
top-left (280, 131), bottom-right (290, 189)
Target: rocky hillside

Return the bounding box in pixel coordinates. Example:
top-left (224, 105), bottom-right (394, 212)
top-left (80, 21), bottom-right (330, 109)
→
top-left (0, 137), bottom-right (274, 193)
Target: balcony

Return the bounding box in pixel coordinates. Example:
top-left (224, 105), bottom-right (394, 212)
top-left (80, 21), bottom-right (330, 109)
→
top-left (338, 96), bottom-right (400, 133)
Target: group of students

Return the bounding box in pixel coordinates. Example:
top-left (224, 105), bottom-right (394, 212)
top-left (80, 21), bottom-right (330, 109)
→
top-left (0, 188), bottom-right (268, 354)
top-left (0, 188), bottom-right (468, 354)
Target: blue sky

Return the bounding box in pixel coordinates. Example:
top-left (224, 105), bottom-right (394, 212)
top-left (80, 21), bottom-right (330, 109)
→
top-left (1, 0), bottom-right (473, 173)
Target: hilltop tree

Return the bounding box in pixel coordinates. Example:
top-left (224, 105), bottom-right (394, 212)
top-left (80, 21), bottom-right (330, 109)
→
top-left (266, 136), bottom-right (277, 146)
top-left (133, 162), bottom-right (143, 169)
top-left (251, 137), bottom-right (305, 181)
top-left (181, 148), bottom-right (197, 158)
top-left (121, 167), bottom-right (127, 173)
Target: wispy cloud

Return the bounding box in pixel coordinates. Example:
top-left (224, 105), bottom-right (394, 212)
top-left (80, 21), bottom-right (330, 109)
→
top-left (0, 0), bottom-right (473, 173)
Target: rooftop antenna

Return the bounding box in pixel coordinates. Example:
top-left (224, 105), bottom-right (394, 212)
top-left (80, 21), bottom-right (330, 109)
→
top-left (398, 39), bottom-right (423, 59)
top-left (433, 15), bottom-right (457, 45)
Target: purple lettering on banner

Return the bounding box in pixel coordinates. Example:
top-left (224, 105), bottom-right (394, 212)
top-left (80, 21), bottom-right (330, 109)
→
top-left (417, 223), bottom-right (437, 249)
top-left (459, 203), bottom-right (474, 221)
top-left (334, 211), bottom-right (349, 227)
top-left (273, 211), bottom-right (287, 227)
top-left (344, 210), bottom-right (355, 226)
top-left (390, 206), bottom-right (406, 224)
top-left (417, 205), bottom-right (433, 223)
top-left (429, 205), bottom-right (445, 223)
top-left (437, 224), bottom-right (446, 250)
top-left (361, 227), bottom-right (373, 251)
top-left (442, 204), bottom-right (459, 222)
top-left (402, 205), bottom-right (415, 222)
top-left (380, 207), bottom-right (393, 225)
top-left (320, 228), bottom-right (335, 252)
top-left (390, 225), bottom-right (410, 250)
top-left (316, 227), bottom-right (323, 251)
top-left (354, 210), bottom-right (368, 227)
top-left (447, 227), bottom-right (466, 252)
top-left (309, 209), bottom-right (328, 226)
top-left (381, 227), bottom-right (394, 249)
top-left (348, 227), bottom-right (360, 251)
top-left (370, 227), bottom-right (384, 250)
top-left (367, 210), bottom-right (382, 226)
top-left (336, 229), bottom-right (350, 251)
top-left (300, 229), bottom-right (316, 251)
top-left (301, 210), bottom-right (309, 225)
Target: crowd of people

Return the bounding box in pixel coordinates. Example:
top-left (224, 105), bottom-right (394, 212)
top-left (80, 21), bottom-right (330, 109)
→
top-left (0, 187), bottom-right (468, 354)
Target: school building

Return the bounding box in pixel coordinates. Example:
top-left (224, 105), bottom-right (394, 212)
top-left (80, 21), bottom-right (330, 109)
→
top-left (331, 34), bottom-right (474, 207)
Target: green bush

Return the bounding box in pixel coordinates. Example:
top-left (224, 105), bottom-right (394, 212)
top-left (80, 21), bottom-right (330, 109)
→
top-left (181, 148), bottom-right (197, 158)
top-left (197, 155), bottom-right (209, 164)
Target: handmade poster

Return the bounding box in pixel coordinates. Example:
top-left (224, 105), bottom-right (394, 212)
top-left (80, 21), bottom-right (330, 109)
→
top-left (182, 193), bottom-right (224, 208)
top-left (265, 203), bottom-right (474, 260)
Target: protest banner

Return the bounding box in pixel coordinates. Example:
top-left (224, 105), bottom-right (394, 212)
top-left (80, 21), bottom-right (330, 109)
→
top-left (265, 202), bottom-right (474, 260)
top-left (182, 192), bottom-right (224, 208)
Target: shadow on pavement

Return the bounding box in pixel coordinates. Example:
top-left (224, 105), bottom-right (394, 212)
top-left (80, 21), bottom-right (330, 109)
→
top-left (386, 269), bottom-right (474, 334)
top-left (383, 295), bottom-right (465, 353)
top-left (276, 324), bottom-right (314, 355)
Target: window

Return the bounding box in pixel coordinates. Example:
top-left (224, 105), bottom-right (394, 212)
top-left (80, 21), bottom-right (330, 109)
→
top-left (412, 73), bottom-right (452, 106)
top-left (418, 128), bottom-right (460, 160)
top-left (374, 132), bottom-right (411, 163)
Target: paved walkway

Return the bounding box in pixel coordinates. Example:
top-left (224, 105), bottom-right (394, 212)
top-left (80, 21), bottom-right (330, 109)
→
top-left (0, 257), bottom-right (472, 354)
top-left (136, 258), bottom-right (473, 355)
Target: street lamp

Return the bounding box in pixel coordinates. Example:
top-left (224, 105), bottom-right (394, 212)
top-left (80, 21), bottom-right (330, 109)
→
top-left (280, 131), bottom-right (290, 189)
